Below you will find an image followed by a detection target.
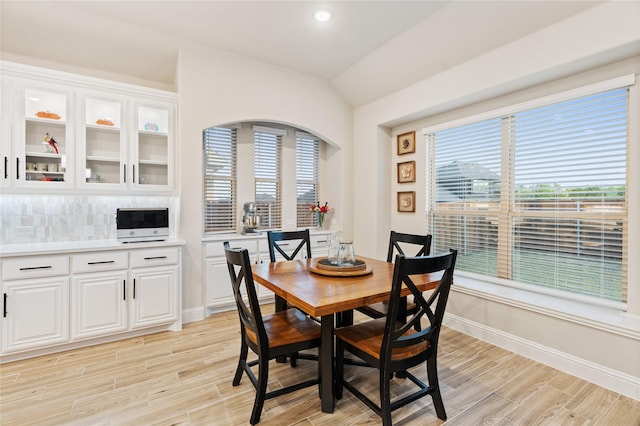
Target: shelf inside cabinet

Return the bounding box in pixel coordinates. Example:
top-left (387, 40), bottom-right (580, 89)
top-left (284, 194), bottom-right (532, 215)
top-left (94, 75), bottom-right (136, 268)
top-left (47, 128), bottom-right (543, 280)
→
top-left (86, 156), bottom-right (120, 163)
top-left (86, 123), bottom-right (120, 132)
top-left (26, 152), bottom-right (63, 159)
top-left (26, 117), bottom-right (66, 126)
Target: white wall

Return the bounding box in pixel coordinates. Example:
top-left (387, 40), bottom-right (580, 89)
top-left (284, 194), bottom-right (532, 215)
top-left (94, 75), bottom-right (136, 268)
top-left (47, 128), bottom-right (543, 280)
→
top-left (176, 44), bottom-right (352, 313)
top-left (352, 2), bottom-right (640, 399)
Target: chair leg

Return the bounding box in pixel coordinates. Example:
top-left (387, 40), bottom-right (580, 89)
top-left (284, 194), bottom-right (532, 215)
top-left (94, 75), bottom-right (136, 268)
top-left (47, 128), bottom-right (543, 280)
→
top-left (289, 352), bottom-right (298, 367)
top-left (250, 356), bottom-right (269, 425)
top-left (380, 366), bottom-right (392, 426)
top-left (427, 355), bottom-right (447, 420)
top-left (335, 340), bottom-right (344, 400)
top-left (233, 338), bottom-right (248, 386)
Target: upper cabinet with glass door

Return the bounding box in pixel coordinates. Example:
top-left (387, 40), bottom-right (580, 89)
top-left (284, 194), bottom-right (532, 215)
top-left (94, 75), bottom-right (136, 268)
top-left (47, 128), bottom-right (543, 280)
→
top-left (133, 104), bottom-right (174, 190)
top-left (14, 82), bottom-right (74, 189)
top-left (79, 95), bottom-right (126, 190)
top-left (1, 61), bottom-right (177, 194)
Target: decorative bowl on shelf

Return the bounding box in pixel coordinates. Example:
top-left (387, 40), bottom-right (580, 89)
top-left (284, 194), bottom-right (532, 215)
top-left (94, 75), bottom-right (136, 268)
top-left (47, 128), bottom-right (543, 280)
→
top-left (36, 111), bottom-right (61, 120)
top-left (144, 122), bottom-right (159, 132)
top-left (96, 118), bottom-right (114, 126)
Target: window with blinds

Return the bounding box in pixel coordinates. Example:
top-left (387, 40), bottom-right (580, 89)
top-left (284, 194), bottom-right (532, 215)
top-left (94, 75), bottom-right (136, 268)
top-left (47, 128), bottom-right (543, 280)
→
top-left (203, 126), bottom-right (237, 233)
top-left (426, 86), bottom-right (629, 306)
top-left (254, 127), bottom-right (283, 229)
top-left (296, 133), bottom-right (320, 227)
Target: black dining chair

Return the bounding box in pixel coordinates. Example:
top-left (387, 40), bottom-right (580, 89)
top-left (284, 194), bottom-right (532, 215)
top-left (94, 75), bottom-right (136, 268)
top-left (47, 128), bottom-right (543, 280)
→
top-left (267, 229), bottom-right (312, 263)
top-left (224, 242), bottom-right (321, 425)
top-left (357, 231), bottom-right (432, 320)
top-left (266, 229), bottom-right (320, 364)
top-left (335, 250), bottom-right (457, 426)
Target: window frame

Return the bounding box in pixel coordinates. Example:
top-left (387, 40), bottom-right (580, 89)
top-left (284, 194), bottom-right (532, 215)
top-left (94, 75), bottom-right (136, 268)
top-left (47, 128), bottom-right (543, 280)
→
top-left (295, 132), bottom-right (320, 228)
top-left (202, 125), bottom-right (237, 234)
top-left (423, 75), bottom-right (634, 310)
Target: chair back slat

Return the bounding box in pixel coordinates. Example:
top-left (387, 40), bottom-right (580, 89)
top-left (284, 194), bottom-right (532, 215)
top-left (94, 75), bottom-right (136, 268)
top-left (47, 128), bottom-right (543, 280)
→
top-left (267, 230), bottom-right (312, 262)
top-left (386, 231), bottom-right (432, 262)
top-left (382, 250), bottom-right (457, 357)
top-left (224, 242), bottom-right (267, 350)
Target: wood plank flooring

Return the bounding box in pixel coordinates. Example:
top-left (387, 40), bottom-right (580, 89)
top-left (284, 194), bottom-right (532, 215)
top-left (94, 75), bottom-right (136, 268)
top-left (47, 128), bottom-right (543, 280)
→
top-left (1, 306), bottom-right (639, 425)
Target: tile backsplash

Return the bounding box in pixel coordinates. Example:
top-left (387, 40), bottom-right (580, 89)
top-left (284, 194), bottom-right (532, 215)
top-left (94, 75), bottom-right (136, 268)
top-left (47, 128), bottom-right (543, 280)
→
top-left (0, 195), bottom-right (179, 244)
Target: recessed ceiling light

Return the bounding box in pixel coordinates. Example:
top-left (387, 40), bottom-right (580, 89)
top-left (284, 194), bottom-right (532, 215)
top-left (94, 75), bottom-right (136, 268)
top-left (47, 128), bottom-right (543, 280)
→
top-left (314, 10), bottom-right (332, 22)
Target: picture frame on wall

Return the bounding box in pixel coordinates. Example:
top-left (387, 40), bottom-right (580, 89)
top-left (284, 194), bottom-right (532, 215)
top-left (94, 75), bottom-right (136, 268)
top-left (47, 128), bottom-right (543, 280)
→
top-left (397, 191), bottom-right (416, 212)
top-left (397, 131), bottom-right (416, 155)
top-left (397, 160), bottom-right (416, 183)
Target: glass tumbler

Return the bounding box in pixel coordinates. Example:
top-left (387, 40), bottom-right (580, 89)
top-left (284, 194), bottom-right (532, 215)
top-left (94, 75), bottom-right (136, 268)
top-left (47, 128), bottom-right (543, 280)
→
top-left (337, 241), bottom-right (356, 266)
top-left (327, 231), bottom-right (343, 265)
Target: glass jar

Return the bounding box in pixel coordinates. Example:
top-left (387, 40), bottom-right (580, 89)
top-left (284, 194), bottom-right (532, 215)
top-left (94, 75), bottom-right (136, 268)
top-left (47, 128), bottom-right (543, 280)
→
top-left (337, 241), bottom-right (356, 266)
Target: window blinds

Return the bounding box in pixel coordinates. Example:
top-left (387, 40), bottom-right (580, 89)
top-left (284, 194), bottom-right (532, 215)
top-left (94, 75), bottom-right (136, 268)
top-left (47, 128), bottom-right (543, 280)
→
top-left (427, 86), bottom-right (628, 306)
top-left (203, 126), bottom-right (237, 233)
top-left (254, 129), bottom-right (282, 229)
top-left (296, 133), bottom-right (320, 227)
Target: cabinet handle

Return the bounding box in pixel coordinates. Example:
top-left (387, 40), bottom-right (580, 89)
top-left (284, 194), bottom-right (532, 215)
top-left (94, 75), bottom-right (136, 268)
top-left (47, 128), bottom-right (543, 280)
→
top-left (123, 280), bottom-right (126, 301)
top-left (123, 164), bottom-right (127, 183)
top-left (133, 279), bottom-right (136, 299)
top-left (4, 156), bottom-right (7, 179)
top-left (19, 265), bottom-right (52, 271)
top-left (144, 256), bottom-right (167, 260)
top-left (16, 157), bottom-right (19, 180)
top-left (133, 164), bottom-right (136, 184)
top-left (87, 260), bottom-right (115, 265)
top-left (3, 293), bottom-right (7, 317)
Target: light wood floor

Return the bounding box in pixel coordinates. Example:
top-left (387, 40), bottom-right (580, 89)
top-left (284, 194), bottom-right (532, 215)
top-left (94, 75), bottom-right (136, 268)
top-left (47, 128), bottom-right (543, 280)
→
top-left (1, 306), bottom-right (639, 426)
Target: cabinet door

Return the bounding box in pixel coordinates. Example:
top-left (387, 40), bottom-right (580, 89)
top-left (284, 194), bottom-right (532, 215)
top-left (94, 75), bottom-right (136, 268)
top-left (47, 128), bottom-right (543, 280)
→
top-left (130, 103), bottom-right (175, 192)
top-left (2, 277), bottom-right (70, 353)
top-left (129, 265), bottom-right (178, 329)
top-left (1, 78), bottom-right (11, 188)
top-left (12, 78), bottom-right (74, 189)
top-left (77, 94), bottom-right (127, 190)
top-left (205, 256), bottom-right (237, 309)
top-left (71, 270), bottom-right (128, 340)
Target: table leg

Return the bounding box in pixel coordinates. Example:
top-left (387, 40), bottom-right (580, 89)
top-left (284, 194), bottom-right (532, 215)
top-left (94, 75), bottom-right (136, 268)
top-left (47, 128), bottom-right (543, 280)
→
top-left (320, 314), bottom-right (335, 413)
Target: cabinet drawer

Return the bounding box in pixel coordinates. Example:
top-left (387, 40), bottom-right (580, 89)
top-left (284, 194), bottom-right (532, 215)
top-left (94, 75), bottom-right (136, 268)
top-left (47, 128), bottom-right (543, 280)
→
top-left (130, 248), bottom-right (178, 268)
top-left (2, 255), bottom-right (69, 280)
top-left (72, 251), bottom-right (128, 274)
top-left (205, 240), bottom-right (259, 258)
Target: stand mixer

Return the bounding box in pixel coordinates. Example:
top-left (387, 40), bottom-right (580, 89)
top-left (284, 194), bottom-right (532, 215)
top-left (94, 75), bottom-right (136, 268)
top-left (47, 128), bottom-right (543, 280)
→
top-left (241, 202), bottom-right (261, 234)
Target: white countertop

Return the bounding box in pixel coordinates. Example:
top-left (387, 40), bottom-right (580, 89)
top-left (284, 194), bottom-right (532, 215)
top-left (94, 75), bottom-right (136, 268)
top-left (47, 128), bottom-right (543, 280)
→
top-left (0, 237), bottom-right (186, 257)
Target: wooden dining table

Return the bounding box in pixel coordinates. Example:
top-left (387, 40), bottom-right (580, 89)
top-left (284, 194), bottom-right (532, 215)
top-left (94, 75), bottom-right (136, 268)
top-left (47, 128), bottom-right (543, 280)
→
top-left (251, 256), bottom-right (442, 413)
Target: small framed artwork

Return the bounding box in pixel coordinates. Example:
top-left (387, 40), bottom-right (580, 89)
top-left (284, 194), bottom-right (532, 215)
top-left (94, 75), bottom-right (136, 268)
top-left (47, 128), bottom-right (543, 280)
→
top-left (397, 160), bottom-right (416, 183)
top-left (397, 131), bottom-right (416, 155)
top-left (397, 191), bottom-right (416, 212)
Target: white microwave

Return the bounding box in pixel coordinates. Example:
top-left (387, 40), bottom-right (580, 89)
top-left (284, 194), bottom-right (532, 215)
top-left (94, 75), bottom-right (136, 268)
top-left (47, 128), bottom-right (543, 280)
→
top-left (116, 208), bottom-right (169, 242)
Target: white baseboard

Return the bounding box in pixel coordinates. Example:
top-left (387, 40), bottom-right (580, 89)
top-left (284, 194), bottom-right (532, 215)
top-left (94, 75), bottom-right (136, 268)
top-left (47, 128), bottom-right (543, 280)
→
top-left (182, 307), bottom-right (206, 324)
top-left (444, 313), bottom-right (640, 401)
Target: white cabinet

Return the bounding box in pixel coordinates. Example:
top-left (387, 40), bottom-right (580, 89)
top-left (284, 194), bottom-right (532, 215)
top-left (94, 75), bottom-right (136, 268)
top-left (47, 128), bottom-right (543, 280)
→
top-left (1, 255), bottom-right (70, 353)
top-left (0, 243), bottom-right (182, 361)
top-left (0, 61), bottom-right (177, 194)
top-left (70, 251), bottom-right (128, 340)
top-left (77, 95), bottom-right (176, 192)
top-left (10, 78), bottom-right (75, 189)
top-left (204, 238), bottom-right (262, 312)
top-left (129, 248), bottom-right (179, 329)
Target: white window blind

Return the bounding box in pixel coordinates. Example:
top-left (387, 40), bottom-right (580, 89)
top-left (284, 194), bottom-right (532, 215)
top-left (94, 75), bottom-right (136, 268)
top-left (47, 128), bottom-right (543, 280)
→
top-left (427, 86), bottom-right (629, 306)
top-left (296, 132), bottom-right (320, 227)
top-left (203, 126), bottom-right (237, 233)
top-left (254, 128), bottom-right (283, 229)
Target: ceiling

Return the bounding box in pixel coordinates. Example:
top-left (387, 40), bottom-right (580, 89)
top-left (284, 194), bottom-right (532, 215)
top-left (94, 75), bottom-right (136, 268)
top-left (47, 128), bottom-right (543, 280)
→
top-left (1, 1), bottom-right (601, 107)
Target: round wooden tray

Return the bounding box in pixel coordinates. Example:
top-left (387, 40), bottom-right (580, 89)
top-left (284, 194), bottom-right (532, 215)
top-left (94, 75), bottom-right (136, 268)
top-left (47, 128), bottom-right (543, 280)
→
top-left (309, 257), bottom-right (373, 277)
top-left (315, 257), bottom-right (366, 272)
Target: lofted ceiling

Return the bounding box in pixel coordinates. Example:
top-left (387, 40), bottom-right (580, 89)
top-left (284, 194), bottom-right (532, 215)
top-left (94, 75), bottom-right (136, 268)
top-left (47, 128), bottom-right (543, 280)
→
top-left (1, 1), bottom-right (601, 107)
